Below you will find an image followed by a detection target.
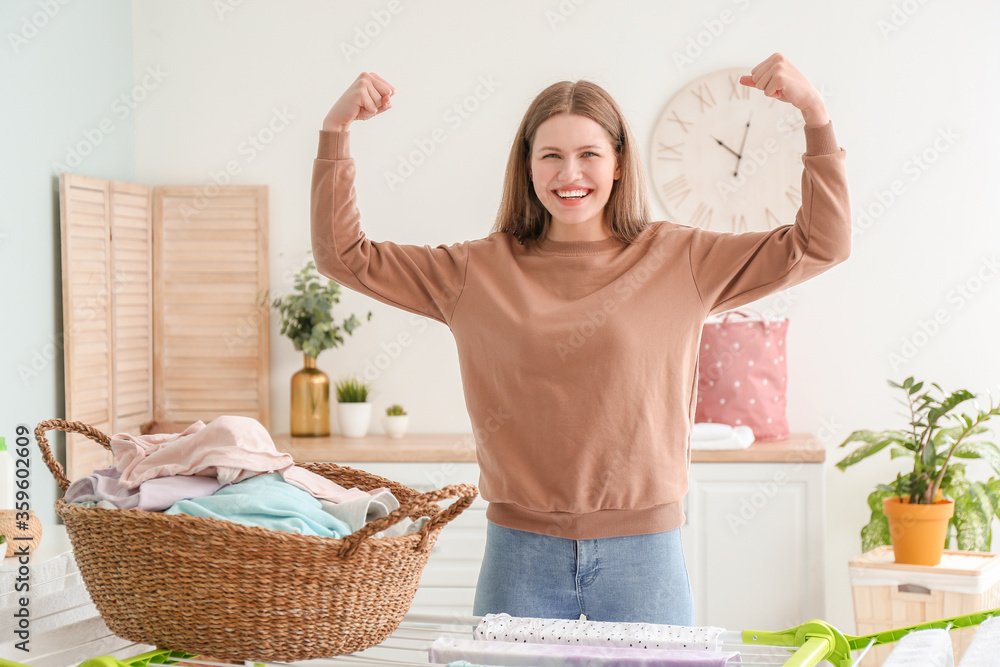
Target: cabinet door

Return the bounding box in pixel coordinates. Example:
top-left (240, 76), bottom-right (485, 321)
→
top-left (686, 462), bottom-right (825, 630)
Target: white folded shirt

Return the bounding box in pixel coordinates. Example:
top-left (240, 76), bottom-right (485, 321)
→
top-left (691, 423), bottom-right (755, 450)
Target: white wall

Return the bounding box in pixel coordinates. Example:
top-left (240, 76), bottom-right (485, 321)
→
top-left (3, 0), bottom-right (999, 635)
top-left (0, 0), bottom-right (134, 524)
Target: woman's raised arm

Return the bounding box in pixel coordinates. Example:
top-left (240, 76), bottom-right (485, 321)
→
top-left (311, 73), bottom-right (470, 327)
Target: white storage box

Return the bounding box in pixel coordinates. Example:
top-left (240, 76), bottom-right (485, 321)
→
top-left (849, 546), bottom-right (1000, 666)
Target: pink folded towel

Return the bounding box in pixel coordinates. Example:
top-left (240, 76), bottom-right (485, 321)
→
top-left (110, 415), bottom-right (375, 503)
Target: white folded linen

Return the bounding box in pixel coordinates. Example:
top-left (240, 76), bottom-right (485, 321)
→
top-left (690, 423), bottom-right (754, 450)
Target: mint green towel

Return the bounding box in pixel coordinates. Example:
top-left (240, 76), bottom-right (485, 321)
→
top-left (166, 472), bottom-right (352, 537)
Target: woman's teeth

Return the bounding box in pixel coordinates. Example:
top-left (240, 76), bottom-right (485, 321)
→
top-left (555, 189), bottom-right (591, 199)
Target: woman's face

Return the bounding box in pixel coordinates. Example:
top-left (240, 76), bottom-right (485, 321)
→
top-left (529, 113), bottom-right (621, 234)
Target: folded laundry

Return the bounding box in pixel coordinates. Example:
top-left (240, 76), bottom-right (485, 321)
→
top-left (882, 627), bottom-right (953, 667)
top-left (689, 423), bottom-right (754, 450)
top-left (64, 466), bottom-right (224, 511)
top-left (430, 636), bottom-right (740, 666)
top-left (165, 472), bottom-right (353, 538)
top-left (475, 613), bottom-right (725, 651)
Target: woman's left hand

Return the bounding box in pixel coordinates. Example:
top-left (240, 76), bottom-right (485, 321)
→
top-left (740, 53), bottom-right (829, 127)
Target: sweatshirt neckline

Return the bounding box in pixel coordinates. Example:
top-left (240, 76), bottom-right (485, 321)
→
top-left (533, 234), bottom-right (626, 255)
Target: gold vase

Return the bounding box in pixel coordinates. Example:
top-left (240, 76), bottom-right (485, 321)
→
top-left (290, 354), bottom-right (330, 436)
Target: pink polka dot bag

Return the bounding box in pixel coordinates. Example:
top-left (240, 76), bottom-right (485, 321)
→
top-left (695, 309), bottom-right (789, 441)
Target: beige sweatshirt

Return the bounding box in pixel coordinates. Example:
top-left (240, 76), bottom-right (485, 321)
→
top-left (311, 121), bottom-right (850, 540)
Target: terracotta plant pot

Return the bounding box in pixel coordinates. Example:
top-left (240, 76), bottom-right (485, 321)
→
top-left (883, 496), bottom-right (954, 566)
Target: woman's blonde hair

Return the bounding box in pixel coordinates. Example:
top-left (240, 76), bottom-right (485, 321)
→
top-left (491, 80), bottom-right (651, 245)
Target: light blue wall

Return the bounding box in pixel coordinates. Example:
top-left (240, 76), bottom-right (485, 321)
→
top-left (0, 0), bottom-right (134, 523)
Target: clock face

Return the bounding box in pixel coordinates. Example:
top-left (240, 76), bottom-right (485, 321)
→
top-left (650, 67), bottom-right (807, 233)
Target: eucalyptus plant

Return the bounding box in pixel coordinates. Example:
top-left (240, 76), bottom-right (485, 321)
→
top-left (266, 258), bottom-right (372, 360)
top-left (836, 376), bottom-right (1000, 552)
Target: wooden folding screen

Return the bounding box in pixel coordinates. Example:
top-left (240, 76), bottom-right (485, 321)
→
top-left (152, 186), bottom-right (270, 430)
top-left (59, 174), bottom-right (269, 482)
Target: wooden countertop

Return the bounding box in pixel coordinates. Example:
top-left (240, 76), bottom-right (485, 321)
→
top-left (274, 432), bottom-right (824, 464)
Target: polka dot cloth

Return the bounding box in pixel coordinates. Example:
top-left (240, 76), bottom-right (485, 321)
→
top-left (473, 613), bottom-right (725, 651)
top-left (695, 312), bottom-right (789, 441)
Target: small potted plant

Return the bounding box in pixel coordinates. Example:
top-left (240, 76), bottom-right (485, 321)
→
top-left (382, 404), bottom-right (409, 439)
top-left (267, 257), bottom-right (372, 436)
top-left (335, 374), bottom-right (374, 437)
top-left (837, 376), bottom-right (1000, 565)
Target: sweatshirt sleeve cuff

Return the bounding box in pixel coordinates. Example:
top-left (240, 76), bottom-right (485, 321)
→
top-left (317, 130), bottom-right (351, 160)
top-left (803, 121), bottom-right (839, 156)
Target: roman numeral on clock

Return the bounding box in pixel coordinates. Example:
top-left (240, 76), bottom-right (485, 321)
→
top-left (786, 185), bottom-right (801, 207)
top-left (690, 202), bottom-right (713, 228)
top-left (690, 84), bottom-right (716, 112)
top-left (656, 142), bottom-right (684, 161)
top-left (732, 214), bottom-right (749, 233)
top-left (728, 75), bottom-right (751, 101)
top-left (661, 175), bottom-right (691, 208)
top-left (665, 110), bottom-right (693, 133)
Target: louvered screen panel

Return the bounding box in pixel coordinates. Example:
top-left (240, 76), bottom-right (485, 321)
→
top-left (58, 173), bottom-right (115, 481)
top-left (110, 180), bottom-right (154, 436)
top-left (152, 185), bottom-right (270, 430)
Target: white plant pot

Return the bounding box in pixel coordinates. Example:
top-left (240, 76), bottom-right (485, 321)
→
top-left (337, 402), bottom-right (372, 437)
top-left (381, 414), bottom-right (409, 438)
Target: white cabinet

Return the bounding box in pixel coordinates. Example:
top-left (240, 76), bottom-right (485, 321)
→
top-left (683, 460), bottom-right (825, 632)
top-left (348, 457), bottom-right (825, 629)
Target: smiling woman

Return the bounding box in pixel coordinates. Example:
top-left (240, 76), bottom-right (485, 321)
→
top-left (310, 56), bottom-right (851, 627)
top-left (491, 79), bottom-right (651, 246)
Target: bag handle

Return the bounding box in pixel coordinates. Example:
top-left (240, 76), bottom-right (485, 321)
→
top-left (34, 419), bottom-right (110, 493)
top-left (337, 483), bottom-right (479, 558)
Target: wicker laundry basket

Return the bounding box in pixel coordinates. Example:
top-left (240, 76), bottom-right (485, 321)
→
top-left (34, 419), bottom-right (478, 662)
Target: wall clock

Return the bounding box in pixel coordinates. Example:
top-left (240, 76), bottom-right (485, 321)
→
top-left (650, 67), bottom-right (807, 233)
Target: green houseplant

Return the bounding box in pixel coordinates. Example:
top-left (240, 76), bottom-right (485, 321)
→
top-left (837, 376), bottom-right (1000, 564)
top-left (334, 375), bottom-right (375, 438)
top-left (382, 404), bottom-right (409, 439)
top-left (267, 258), bottom-right (372, 436)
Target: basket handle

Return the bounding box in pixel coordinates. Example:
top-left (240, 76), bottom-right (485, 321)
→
top-left (34, 419), bottom-right (112, 493)
top-left (337, 483), bottom-right (479, 559)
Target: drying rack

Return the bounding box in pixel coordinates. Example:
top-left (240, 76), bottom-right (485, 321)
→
top-left (4, 607), bottom-right (1000, 667)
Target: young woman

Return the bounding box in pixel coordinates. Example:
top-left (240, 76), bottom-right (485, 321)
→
top-left (312, 53), bottom-right (850, 625)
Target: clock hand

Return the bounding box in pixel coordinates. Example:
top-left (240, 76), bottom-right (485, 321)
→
top-left (733, 113), bottom-right (753, 177)
top-left (711, 136), bottom-right (741, 159)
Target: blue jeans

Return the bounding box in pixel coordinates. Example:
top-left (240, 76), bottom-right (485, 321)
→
top-left (473, 520), bottom-right (694, 625)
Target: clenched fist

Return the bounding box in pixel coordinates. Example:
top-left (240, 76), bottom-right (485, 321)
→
top-left (323, 72), bottom-right (396, 132)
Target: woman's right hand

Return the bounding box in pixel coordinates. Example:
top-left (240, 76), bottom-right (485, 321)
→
top-left (322, 72), bottom-right (395, 132)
